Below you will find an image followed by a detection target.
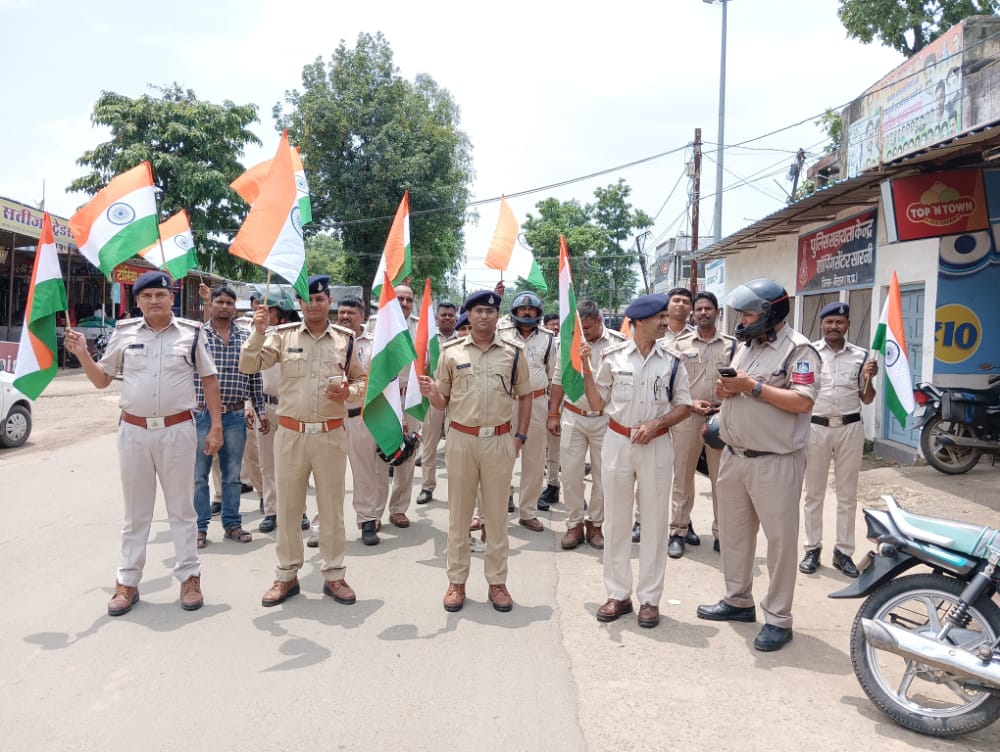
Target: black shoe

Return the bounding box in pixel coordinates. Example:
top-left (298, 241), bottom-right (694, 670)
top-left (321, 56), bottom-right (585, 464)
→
top-left (799, 547), bottom-right (821, 575)
top-left (696, 600), bottom-right (757, 622)
top-left (667, 535), bottom-right (685, 559)
top-left (713, 538), bottom-right (720, 552)
top-left (210, 501), bottom-right (222, 516)
top-left (507, 495), bottom-right (514, 513)
top-left (685, 523), bottom-right (701, 546)
top-left (414, 456), bottom-right (421, 467)
top-left (258, 514), bottom-right (277, 533)
top-left (537, 485), bottom-right (559, 511)
top-left (833, 548), bottom-right (859, 578)
top-left (754, 624), bottom-right (793, 652)
top-left (258, 497), bottom-right (264, 514)
top-left (301, 514), bottom-right (311, 531)
top-left (416, 489), bottom-right (433, 505)
top-left (361, 520), bottom-right (380, 546)
top-left (584, 463), bottom-right (592, 476)
top-left (240, 483), bottom-right (255, 494)
top-left (631, 522), bottom-right (641, 543)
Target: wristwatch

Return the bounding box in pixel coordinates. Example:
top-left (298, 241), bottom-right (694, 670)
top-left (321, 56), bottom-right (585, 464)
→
top-left (514, 432), bottom-right (528, 444)
top-left (751, 379), bottom-right (764, 399)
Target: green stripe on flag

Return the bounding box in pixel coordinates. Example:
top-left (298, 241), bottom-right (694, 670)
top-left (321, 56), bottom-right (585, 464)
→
top-left (96, 215), bottom-right (160, 274)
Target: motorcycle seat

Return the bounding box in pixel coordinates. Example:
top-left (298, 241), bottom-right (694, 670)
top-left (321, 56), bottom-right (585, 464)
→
top-left (890, 501), bottom-right (999, 558)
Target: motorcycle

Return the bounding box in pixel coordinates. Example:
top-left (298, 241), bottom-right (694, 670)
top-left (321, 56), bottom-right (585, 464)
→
top-left (830, 494), bottom-right (1000, 738)
top-left (913, 375), bottom-right (1000, 474)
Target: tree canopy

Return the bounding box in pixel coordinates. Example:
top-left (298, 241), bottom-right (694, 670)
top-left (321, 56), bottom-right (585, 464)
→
top-left (521, 179), bottom-right (652, 312)
top-left (837, 0), bottom-right (999, 56)
top-left (274, 32), bottom-right (473, 304)
top-left (69, 83), bottom-right (261, 278)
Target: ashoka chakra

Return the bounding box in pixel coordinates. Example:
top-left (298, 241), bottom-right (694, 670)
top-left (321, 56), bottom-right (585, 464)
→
top-left (106, 202), bottom-right (136, 225)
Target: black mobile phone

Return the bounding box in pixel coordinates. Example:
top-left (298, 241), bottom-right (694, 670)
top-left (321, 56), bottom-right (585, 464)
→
top-left (717, 367), bottom-right (737, 377)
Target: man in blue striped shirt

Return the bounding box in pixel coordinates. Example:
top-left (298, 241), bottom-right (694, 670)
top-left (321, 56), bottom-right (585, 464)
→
top-left (193, 285), bottom-right (267, 547)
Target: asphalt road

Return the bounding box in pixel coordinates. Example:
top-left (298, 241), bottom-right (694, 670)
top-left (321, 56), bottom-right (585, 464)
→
top-left (1, 370), bottom-right (998, 751)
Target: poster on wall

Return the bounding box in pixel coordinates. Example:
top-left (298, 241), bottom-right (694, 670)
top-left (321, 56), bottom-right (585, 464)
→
top-left (882, 167), bottom-right (989, 242)
top-left (796, 208), bottom-right (877, 294)
top-left (932, 168), bottom-right (1000, 374)
top-left (704, 258), bottom-right (725, 299)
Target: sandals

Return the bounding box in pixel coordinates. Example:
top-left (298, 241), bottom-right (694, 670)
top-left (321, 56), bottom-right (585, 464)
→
top-left (197, 531), bottom-right (208, 549)
top-left (224, 526), bottom-right (252, 543)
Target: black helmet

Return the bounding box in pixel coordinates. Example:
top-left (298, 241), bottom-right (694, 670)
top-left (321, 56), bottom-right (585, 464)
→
top-left (726, 278), bottom-right (790, 343)
top-left (377, 431), bottom-right (421, 467)
top-left (510, 291), bottom-right (543, 327)
top-left (701, 412), bottom-right (726, 450)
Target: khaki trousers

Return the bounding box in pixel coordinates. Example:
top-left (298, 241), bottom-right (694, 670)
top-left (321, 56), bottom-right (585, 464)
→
top-left (802, 421), bottom-right (864, 555)
top-left (387, 452), bottom-right (414, 515)
top-left (346, 413), bottom-right (390, 525)
top-left (257, 403), bottom-right (279, 515)
top-left (669, 413), bottom-right (721, 538)
top-left (602, 431), bottom-right (674, 606)
top-left (242, 411), bottom-right (262, 492)
top-left (515, 396), bottom-right (547, 519)
top-left (717, 448), bottom-right (805, 629)
top-left (117, 420), bottom-right (200, 586)
top-left (545, 427), bottom-right (560, 489)
top-left (445, 430), bottom-right (516, 585)
top-left (274, 425), bottom-right (348, 582)
top-left (419, 404), bottom-right (446, 492)
top-left (561, 412), bottom-right (607, 528)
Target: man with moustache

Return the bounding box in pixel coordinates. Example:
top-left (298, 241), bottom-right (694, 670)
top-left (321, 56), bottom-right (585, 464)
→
top-left (415, 300), bottom-right (459, 506)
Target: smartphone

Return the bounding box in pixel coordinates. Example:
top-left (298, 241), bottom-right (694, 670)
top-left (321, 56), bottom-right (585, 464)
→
top-left (327, 374), bottom-right (345, 385)
top-left (717, 367), bottom-right (737, 377)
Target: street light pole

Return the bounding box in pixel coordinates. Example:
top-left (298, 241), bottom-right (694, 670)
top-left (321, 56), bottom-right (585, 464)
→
top-left (704, 0), bottom-right (728, 244)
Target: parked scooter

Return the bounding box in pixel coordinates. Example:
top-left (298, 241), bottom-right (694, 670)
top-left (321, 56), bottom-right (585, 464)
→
top-left (913, 375), bottom-right (1000, 474)
top-left (830, 495), bottom-right (1000, 738)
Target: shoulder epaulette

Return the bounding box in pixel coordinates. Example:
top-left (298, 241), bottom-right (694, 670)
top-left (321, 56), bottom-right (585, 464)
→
top-left (604, 339), bottom-right (631, 355)
top-left (330, 323), bottom-right (356, 338)
top-left (674, 329), bottom-right (696, 342)
top-left (176, 317), bottom-right (202, 329)
top-left (276, 322), bottom-right (300, 331)
top-left (503, 336), bottom-right (525, 350)
top-left (115, 316), bottom-right (143, 327)
top-left (442, 337), bottom-right (466, 350)
top-left (720, 332), bottom-right (737, 342)
top-left (606, 328), bottom-right (627, 341)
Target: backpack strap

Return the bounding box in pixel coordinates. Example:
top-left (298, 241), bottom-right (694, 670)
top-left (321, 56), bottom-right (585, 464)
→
top-left (668, 354), bottom-right (679, 402)
top-left (191, 325), bottom-right (200, 368)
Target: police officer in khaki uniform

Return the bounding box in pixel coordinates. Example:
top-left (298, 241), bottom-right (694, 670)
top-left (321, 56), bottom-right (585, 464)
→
top-left (66, 270), bottom-right (220, 616)
top-left (800, 302), bottom-right (878, 578)
top-left (538, 312), bottom-right (562, 509)
top-left (240, 275), bottom-right (366, 608)
top-left (697, 279), bottom-right (820, 653)
top-left (415, 300), bottom-right (458, 505)
top-left (498, 291), bottom-right (554, 532)
top-left (668, 291), bottom-right (736, 558)
top-left (417, 289), bottom-right (532, 613)
top-left (255, 299), bottom-right (286, 533)
top-left (582, 293), bottom-right (692, 629)
top-left (547, 300), bottom-right (626, 550)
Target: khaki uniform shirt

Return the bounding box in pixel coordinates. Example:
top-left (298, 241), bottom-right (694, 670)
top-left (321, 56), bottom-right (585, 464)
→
top-left (658, 324), bottom-right (692, 348)
top-left (552, 325), bottom-right (627, 411)
top-left (239, 321), bottom-right (365, 422)
top-left (99, 315), bottom-right (216, 416)
top-left (345, 331), bottom-right (374, 411)
top-left (594, 339), bottom-right (692, 425)
top-left (499, 323), bottom-right (554, 392)
top-left (673, 328), bottom-right (738, 403)
top-left (811, 340), bottom-right (869, 418)
top-left (719, 324), bottom-right (820, 454)
top-left (435, 332), bottom-right (531, 426)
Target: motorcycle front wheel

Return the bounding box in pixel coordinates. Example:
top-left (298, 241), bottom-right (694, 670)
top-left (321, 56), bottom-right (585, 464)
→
top-left (920, 415), bottom-right (983, 474)
top-left (851, 573), bottom-right (1000, 737)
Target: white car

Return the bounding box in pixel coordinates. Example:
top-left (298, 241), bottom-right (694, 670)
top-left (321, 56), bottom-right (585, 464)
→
top-left (0, 364), bottom-right (32, 448)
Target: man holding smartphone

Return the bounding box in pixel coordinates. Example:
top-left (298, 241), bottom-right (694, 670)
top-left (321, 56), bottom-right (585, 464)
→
top-left (668, 292), bottom-right (736, 558)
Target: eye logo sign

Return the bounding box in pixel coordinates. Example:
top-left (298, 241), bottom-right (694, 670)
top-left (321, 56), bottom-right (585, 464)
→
top-left (905, 181), bottom-right (976, 228)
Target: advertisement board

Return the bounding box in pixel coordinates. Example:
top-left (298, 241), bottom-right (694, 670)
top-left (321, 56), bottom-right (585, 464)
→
top-left (881, 168), bottom-right (989, 243)
top-left (796, 208), bottom-right (877, 293)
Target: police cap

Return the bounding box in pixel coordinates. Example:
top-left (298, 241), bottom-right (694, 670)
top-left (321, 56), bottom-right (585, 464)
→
top-left (819, 301), bottom-right (849, 319)
top-left (132, 270), bottom-right (173, 296)
top-left (455, 312), bottom-right (470, 330)
top-left (463, 289), bottom-right (501, 311)
top-left (624, 293), bottom-right (669, 322)
top-left (304, 275), bottom-right (330, 297)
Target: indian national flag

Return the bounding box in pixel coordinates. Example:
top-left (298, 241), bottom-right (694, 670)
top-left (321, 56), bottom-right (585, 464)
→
top-left (13, 213), bottom-right (68, 399)
top-left (558, 235), bottom-right (585, 402)
top-left (363, 274), bottom-right (418, 456)
top-left (872, 271), bottom-right (916, 428)
top-left (69, 162), bottom-right (159, 274)
top-left (484, 196), bottom-right (547, 292)
top-left (231, 146), bottom-right (312, 224)
top-left (139, 210), bottom-right (198, 279)
top-left (371, 191), bottom-right (412, 297)
top-left (229, 131), bottom-right (309, 301)
top-left (404, 277), bottom-right (439, 421)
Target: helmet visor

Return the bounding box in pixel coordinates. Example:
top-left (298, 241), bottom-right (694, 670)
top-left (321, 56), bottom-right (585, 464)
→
top-left (724, 283), bottom-right (767, 314)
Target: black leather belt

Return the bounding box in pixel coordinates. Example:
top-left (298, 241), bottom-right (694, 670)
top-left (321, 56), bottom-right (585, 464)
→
top-left (727, 446), bottom-right (775, 458)
top-left (811, 413), bottom-right (861, 427)
top-left (347, 407), bottom-right (362, 418)
top-left (264, 394), bottom-right (279, 405)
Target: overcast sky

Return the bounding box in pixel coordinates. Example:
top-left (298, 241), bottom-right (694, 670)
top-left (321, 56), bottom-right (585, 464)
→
top-left (2, 0), bottom-right (902, 289)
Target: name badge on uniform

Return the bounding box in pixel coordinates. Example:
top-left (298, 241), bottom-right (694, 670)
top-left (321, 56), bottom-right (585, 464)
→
top-left (456, 363), bottom-right (471, 370)
top-left (685, 352), bottom-right (697, 359)
top-left (792, 360), bottom-right (815, 385)
top-left (288, 347), bottom-right (304, 353)
top-left (127, 343), bottom-right (144, 349)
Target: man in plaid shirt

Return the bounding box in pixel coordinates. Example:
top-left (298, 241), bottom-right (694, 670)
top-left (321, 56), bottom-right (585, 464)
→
top-left (193, 285), bottom-right (267, 547)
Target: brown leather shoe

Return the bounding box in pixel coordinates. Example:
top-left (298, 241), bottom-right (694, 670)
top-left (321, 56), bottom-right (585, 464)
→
top-left (586, 523), bottom-right (604, 549)
top-left (488, 583), bottom-right (513, 612)
top-left (180, 575), bottom-right (204, 611)
top-left (262, 577), bottom-right (300, 607)
top-left (443, 583), bottom-right (466, 612)
top-left (561, 524), bottom-right (585, 549)
top-left (469, 517), bottom-right (483, 531)
top-left (389, 512), bottom-right (410, 528)
top-left (323, 579), bottom-right (357, 605)
top-left (107, 582), bottom-right (139, 616)
top-left (518, 517), bottom-right (544, 532)
top-left (638, 603), bottom-right (660, 628)
top-left (596, 597), bottom-right (633, 622)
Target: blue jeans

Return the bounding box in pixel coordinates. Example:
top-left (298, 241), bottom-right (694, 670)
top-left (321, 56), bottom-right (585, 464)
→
top-left (194, 409), bottom-right (247, 532)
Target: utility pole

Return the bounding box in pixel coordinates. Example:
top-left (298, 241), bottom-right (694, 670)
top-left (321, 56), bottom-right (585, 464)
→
top-left (635, 230), bottom-right (652, 293)
top-left (788, 148), bottom-right (807, 201)
top-left (690, 128), bottom-right (702, 294)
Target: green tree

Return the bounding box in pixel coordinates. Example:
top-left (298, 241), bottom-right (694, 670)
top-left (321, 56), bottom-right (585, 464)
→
top-left (837, 0), bottom-right (999, 56)
top-left (305, 233), bottom-right (346, 279)
top-left (69, 83), bottom-right (261, 278)
top-left (274, 32), bottom-right (473, 305)
top-left (521, 179), bottom-right (652, 312)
